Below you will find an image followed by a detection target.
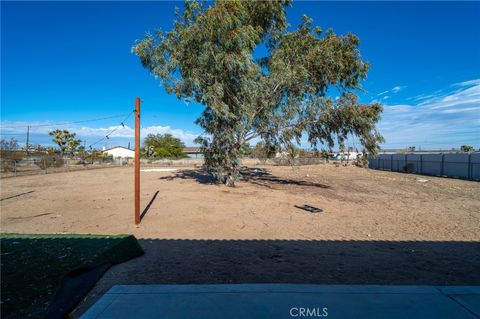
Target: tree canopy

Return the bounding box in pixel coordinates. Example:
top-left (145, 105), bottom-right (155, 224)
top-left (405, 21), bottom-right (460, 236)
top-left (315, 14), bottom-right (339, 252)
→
top-left (133, 0), bottom-right (383, 186)
top-left (143, 133), bottom-right (186, 158)
top-left (460, 145), bottom-right (474, 152)
top-left (48, 130), bottom-right (81, 155)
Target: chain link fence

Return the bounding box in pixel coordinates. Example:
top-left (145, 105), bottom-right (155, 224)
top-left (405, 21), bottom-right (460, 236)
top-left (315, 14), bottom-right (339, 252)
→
top-left (1, 153), bottom-right (339, 178)
top-left (0, 154), bottom-right (129, 178)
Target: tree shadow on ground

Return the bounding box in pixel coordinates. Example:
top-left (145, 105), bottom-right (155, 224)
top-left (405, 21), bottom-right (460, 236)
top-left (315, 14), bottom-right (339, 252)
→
top-left (240, 167), bottom-right (330, 189)
top-left (159, 169), bottom-right (216, 184)
top-left (74, 239), bottom-right (480, 317)
top-left (159, 167), bottom-right (330, 189)
top-left (96, 239), bottom-right (480, 286)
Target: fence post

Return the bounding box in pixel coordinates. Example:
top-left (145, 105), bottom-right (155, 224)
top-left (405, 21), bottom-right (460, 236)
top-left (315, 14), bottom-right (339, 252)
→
top-left (13, 160), bottom-right (17, 177)
top-left (420, 155), bottom-right (423, 174)
top-left (467, 153), bottom-right (472, 180)
top-left (390, 156), bottom-right (393, 171)
top-left (44, 158), bottom-right (47, 174)
top-left (440, 154), bottom-right (445, 176)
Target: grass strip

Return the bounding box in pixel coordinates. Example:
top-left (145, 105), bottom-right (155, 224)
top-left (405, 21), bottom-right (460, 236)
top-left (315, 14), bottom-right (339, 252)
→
top-left (1, 233), bottom-right (144, 318)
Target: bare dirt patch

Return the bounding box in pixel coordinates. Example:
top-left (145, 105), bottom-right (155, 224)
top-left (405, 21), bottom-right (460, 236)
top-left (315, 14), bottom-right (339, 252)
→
top-left (2, 164), bottom-right (478, 241)
top-left (1, 164), bottom-right (479, 316)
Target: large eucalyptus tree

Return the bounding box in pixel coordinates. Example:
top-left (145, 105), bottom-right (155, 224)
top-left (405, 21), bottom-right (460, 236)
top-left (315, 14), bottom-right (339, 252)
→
top-left (133, 0), bottom-right (383, 186)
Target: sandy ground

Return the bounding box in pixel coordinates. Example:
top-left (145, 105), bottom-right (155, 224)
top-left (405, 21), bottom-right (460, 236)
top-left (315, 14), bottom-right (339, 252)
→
top-left (1, 164), bottom-right (479, 316)
top-left (1, 164), bottom-right (479, 241)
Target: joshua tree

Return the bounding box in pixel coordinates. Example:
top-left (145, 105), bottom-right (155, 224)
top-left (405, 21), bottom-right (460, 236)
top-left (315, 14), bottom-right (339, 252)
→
top-left (49, 130), bottom-right (81, 155)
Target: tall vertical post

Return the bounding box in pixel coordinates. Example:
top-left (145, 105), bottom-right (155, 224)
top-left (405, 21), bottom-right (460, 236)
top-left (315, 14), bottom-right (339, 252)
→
top-left (440, 154), bottom-right (445, 176)
top-left (467, 153), bottom-right (472, 180)
top-left (134, 97), bottom-right (141, 224)
top-left (420, 155), bottom-right (423, 174)
top-left (25, 125), bottom-right (30, 155)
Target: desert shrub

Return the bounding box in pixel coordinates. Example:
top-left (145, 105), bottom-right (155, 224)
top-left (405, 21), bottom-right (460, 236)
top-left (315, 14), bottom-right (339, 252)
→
top-left (102, 153), bottom-right (114, 163)
top-left (0, 150), bottom-right (27, 172)
top-left (1, 160), bottom-right (15, 172)
top-left (0, 150), bottom-right (26, 161)
top-left (355, 153), bottom-right (369, 168)
top-left (34, 156), bottom-right (64, 170)
top-left (403, 163), bottom-right (414, 173)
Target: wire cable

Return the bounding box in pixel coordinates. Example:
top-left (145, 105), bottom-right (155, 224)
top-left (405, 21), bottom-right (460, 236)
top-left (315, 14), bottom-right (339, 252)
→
top-left (88, 111), bottom-right (134, 149)
top-left (0, 113), bottom-right (132, 129)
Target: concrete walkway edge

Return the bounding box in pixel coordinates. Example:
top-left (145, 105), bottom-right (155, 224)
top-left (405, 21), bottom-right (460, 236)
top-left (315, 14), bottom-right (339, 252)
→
top-left (80, 284), bottom-right (480, 319)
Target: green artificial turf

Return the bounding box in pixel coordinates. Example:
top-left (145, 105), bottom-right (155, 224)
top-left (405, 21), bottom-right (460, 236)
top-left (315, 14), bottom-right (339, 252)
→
top-left (0, 233), bottom-right (143, 318)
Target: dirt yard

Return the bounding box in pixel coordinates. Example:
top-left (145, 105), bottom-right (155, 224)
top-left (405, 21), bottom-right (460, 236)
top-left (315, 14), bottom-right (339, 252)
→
top-left (1, 164), bottom-right (479, 241)
top-left (1, 164), bottom-right (479, 316)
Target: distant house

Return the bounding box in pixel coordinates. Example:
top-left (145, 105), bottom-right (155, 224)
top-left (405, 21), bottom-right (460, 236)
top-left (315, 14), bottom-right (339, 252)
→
top-left (331, 152), bottom-right (361, 161)
top-left (183, 147), bottom-right (203, 158)
top-left (102, 146), bottom-right (134, 158)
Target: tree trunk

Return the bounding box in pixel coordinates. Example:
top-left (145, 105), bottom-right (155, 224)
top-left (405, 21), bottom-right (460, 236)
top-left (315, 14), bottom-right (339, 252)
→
top-left (225, 174), bottom-right (235, 187)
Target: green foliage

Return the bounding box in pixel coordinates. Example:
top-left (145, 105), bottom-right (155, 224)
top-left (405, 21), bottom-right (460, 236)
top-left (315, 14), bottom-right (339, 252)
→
top-left (143, 133), bottom-right (187, 158)
top-left (460, 145), bottom-right (474, 153)
top-left (251, 141), bottom-right (276, 163)
top-left (82, 151), bottom-right (113, 164)
top-left (354, 151), bottom-right (369, 167)
top-left (48, 130), bottom-right (81, 154)
top-left (133, 0), bottom-right (384, 186)
top-left (238, 142), bottom-right (253, 157)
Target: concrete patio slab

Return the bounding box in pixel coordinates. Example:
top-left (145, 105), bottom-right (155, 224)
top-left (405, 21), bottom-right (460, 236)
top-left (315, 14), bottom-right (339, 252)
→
top-left (80, 284), bottom-right (480, 319)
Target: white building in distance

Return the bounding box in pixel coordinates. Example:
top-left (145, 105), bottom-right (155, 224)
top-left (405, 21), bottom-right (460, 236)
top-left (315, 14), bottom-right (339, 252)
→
top-left (102, 146), bottom-right (134, 158)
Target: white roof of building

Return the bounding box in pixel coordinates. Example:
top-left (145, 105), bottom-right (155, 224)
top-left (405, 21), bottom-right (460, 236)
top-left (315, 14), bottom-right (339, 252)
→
top-left (102, 146), bottom-right (132, 152)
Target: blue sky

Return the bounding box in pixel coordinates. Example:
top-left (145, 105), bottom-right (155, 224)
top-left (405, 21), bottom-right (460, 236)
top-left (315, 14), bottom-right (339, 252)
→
top-left (1, 1), bottom-right (479, 150)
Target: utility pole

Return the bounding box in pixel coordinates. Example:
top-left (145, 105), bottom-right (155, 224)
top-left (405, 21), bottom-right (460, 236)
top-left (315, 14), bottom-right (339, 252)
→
top-left (25, 125), bottom-right (30, 154)
top-left (134, 97), bottom-right (141, 224)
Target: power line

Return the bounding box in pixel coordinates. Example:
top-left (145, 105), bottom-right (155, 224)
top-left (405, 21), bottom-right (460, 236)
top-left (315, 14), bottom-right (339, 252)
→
top-left (88, 111), bottom-right (134, 149)
top-left (1, 110), bottom-right (135, 149)
top-left (382, 138), bottom-right (479, 145)
top-left (0, 113), bottom-right (133, 129)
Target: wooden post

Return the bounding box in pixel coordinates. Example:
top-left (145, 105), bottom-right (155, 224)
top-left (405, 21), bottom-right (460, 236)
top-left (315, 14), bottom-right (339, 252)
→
top-left (134, 97), bottom-right (141, 224)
